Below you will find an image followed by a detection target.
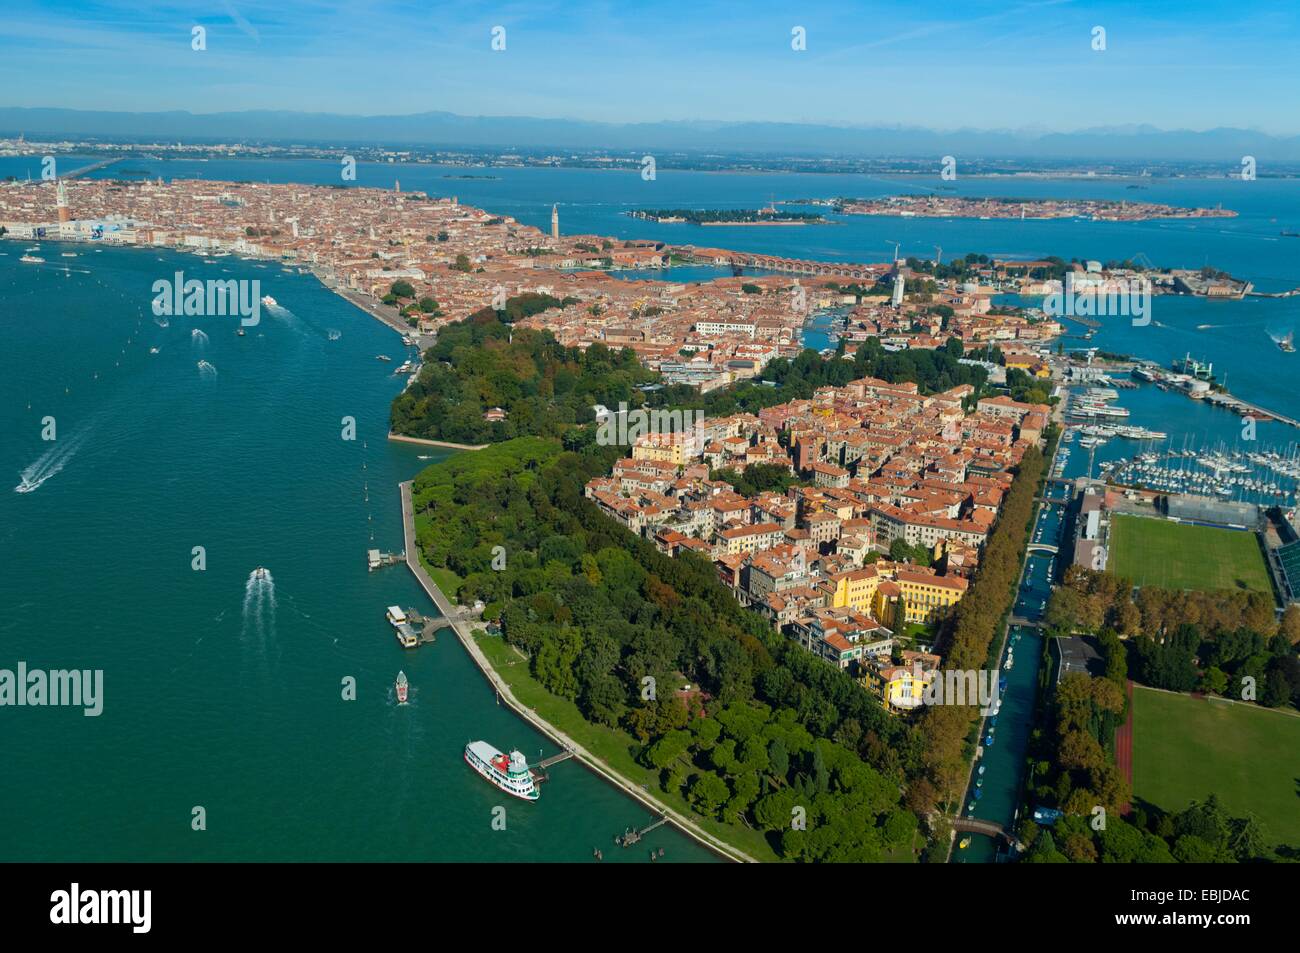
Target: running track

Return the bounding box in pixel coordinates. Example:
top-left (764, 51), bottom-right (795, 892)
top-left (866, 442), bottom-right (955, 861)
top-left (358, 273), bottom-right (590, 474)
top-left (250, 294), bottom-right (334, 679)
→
top-left (1115, 678), bottom-right (1134, 814)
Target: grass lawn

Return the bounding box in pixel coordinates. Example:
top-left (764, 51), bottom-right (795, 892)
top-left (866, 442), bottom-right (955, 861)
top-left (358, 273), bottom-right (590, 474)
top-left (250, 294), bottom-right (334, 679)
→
top-left (1109, 514), bottom-right (1273, 593)
top-left (1132, 685), bottom-right (1300, 850)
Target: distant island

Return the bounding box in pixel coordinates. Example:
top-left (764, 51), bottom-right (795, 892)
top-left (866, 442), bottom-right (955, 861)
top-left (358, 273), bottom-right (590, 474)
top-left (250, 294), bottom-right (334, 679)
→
top-left (822, 194), bottom-right (1236, 221)
top-left (627, 208), bottom-right (829, 226)
top-left (442, 174), bottom-right (500, 179)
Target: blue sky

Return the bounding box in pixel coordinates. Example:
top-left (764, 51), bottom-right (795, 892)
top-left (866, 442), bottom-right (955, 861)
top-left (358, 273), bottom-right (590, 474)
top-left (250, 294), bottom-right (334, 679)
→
top-left (2, 0), bottom-right (1298, 133)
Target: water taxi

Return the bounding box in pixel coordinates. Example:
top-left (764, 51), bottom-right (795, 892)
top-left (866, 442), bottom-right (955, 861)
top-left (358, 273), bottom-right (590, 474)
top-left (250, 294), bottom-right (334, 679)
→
top-left (463, 741), bottom-right (539, 801)
top-left (253, 566), bottom-right (269, 580)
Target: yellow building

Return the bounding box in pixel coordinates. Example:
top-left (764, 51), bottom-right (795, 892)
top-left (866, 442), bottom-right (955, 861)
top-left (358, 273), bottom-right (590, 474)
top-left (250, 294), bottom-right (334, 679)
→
top-left (893, 570), bottom-right (968, 625)
top-left (631, 435), bottom-right (688, 465)
top-left (828, 567), bottom-right (880, 613)
top-left (881, 665), bottom-right (931, 711)
top-left (829, 564), bottom-right (967, 629)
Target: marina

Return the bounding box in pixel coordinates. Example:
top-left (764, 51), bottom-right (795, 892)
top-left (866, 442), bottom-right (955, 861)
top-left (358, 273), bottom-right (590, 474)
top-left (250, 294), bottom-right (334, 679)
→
top-left (1100, 442), bottom-right (1300, 506)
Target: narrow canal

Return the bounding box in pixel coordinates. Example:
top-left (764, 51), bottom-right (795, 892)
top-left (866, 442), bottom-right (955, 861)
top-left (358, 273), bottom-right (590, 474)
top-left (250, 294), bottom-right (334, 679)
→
top-left (953, 475), bottom-right (1069, 863)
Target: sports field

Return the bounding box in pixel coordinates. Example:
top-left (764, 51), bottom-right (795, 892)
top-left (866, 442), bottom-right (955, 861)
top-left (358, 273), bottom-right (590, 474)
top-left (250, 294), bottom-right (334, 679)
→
top-left (1132, 685), bottom-right (1300, 849)
top-left (1108, 514), bottom-right (1272, 592)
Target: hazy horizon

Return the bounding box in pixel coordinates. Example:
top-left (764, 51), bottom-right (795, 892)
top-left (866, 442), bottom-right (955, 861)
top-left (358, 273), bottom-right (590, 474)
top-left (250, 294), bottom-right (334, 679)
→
top-left (2, 0), bottom-right (1298, 136)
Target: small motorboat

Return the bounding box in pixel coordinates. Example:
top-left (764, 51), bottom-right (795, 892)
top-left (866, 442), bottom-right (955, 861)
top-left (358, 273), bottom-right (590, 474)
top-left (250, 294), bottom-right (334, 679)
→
top-left (253, 566), bottom-right (269, 580)
top-left (977, 765), bottom-right (985, 776)
top-left (396, 671), bottom-right (409, 705)
top-left (236, 328), bottom-right (245, 336)
top-left (959, 837), bottom-right (971, 849)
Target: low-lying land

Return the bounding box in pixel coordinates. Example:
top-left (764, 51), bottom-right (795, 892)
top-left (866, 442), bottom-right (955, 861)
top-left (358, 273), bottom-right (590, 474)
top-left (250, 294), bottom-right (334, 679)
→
top-left (833, 194), bottom-right (1237, 221)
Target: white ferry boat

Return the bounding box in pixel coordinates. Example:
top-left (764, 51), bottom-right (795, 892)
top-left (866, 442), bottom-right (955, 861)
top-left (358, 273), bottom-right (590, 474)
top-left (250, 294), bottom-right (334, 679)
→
top-left (463, 741), bottom-right (539, 801)
top-left (19, 254), bottom-right (44, 264)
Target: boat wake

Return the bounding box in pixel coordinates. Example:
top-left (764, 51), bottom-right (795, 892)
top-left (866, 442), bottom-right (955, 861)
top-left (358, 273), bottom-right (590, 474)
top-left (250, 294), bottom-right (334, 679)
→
top-left (197, 360), bottom-right (218, 380)
top-left (241, 568), bottom-right (278, 645)
top-left (327, 329), bottom-right (341, 341)
top-left (13, 425), bottom-right (93, 494)
top-left (191, 328), bottom-right (210, 349)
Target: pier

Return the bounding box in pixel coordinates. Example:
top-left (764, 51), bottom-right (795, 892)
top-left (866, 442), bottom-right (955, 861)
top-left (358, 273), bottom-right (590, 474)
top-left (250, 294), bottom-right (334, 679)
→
top-left (1132, 362), bottom-right (1300, 430)
top-left (367, 548), bottom-right (405, 571)
top-left (615, 813), bottom-right (671, 847)
top-left (404, 608), bottom-right (439, 645)
top-left (528, 748), bottom-right (576, 783)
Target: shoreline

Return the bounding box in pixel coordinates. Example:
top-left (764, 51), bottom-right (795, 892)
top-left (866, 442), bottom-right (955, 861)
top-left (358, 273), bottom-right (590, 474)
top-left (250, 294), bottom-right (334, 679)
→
top-left (387, 432), bottom-right (489, 451)
top-left (398, 480), bottom-right (757, 864)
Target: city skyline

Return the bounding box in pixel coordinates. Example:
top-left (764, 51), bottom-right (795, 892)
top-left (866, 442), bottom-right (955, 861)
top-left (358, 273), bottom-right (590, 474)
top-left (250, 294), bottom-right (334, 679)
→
top-left (2, 0), bottom-right (1299, 134)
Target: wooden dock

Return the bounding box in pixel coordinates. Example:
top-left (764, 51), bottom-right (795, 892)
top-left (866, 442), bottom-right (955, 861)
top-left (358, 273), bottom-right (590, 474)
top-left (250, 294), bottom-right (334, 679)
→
top-left (367, 548), bottom-right (405, 571)
top-left (403, 608), bottom-right (439, 645)
top-left (528, 748), bottom-right (575, 784)
top-left (615, 813), bottom-right (670, 847)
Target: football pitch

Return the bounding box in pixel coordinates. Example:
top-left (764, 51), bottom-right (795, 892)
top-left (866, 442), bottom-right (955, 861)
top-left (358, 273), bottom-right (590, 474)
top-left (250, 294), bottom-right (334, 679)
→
top-left (1108, 514), bottom-right (1273, 593)
top-left (1132, 686), bottom-right (1300, 849)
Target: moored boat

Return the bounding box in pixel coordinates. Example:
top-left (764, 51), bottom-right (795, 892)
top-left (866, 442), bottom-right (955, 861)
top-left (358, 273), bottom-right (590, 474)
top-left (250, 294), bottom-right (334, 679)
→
top-left (463, 741), bottom-right (539, 801)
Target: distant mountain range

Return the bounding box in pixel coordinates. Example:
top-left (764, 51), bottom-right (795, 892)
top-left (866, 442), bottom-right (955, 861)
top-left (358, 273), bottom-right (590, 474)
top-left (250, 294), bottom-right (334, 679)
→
top-left (3, 107), bottom-right (1299, 162)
